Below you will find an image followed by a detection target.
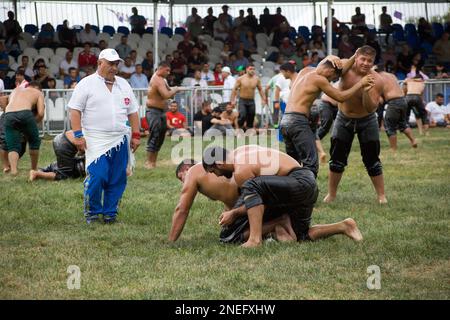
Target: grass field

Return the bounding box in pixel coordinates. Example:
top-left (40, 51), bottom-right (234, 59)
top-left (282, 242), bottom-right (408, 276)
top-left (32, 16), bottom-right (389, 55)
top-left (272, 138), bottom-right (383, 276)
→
top-left (0, 128), bottom-right (449, 300)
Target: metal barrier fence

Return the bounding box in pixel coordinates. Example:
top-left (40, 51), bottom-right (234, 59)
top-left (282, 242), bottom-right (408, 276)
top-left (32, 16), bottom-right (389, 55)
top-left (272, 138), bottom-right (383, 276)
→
top-left (1, 79), bottom-right (449, 136)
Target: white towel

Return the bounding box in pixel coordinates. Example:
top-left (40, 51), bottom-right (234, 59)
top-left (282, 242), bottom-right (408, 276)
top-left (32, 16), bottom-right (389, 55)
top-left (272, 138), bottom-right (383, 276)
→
top-left (84, 129), bottom-right (129, 170)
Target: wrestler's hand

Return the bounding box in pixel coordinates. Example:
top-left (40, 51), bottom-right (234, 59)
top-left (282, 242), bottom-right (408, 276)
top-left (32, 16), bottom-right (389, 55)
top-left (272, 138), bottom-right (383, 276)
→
top-left (74, 137), bottom-right (87, 152)
top-left (131, 138), bottom-right (140, 152)
top-left (361, 75), bottom-right (375, 90)
top-left (327, 56), bottom-right (342, 69)
top-left (219, 210), bottom-right (236, 226)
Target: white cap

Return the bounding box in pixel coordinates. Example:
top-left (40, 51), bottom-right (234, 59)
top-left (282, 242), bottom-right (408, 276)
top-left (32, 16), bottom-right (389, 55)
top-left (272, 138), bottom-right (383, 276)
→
top-left (222, 66), bottom-right (231, 74)
top-left (98, 48), bottom-right (123, 62)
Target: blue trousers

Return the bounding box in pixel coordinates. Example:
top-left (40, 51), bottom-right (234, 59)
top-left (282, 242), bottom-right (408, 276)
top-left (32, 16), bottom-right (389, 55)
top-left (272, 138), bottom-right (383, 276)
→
top-left (84, 136), bottom-right (128, 219)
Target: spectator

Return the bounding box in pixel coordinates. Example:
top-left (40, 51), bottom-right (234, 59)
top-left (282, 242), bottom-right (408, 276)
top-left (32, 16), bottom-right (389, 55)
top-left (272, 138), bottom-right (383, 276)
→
top-left (273, 7), bottom-right (287, 30)
top-left (189, 70), bottom-right (208, 87)
top-left (166, 100), bottom-right (190, 137)
top-left (0, 21), bottom-right (5, 40)
top-left (219, 5), bottom-right (233, 27)
top-left (78, 23), bottom-right (98, 46)
top-left (309, 52), bottom-right (320, 67)
top-left (407, 63), bottom-right (429, 80)
top-left (78, 42), bottom-right (97, 73)
top-left (229, 29), bottom-right (242, 52)
top-left (232, 49), bottom-right (249, 72)
top-left (129, 64), bottom-right (149, 89)
top-left (5, 36), bottom-right (21, 59)
top-left (98, 39), bottom-right (107, 51)
top-left (33, 58), bottom-right (46, 75)
top-left (432, 63), bottom-right (449, 79)
top-left (379, 6), bottom-right (392, 45)
top-left (177, 33), bottom-right (194, 60)
top-left (233, 10), bottom-right (246, 29)
top-left (187, 47), bottom-right (205, 76)
top-left (3, 11), bottom-right (22, 43)
top-left (129, 50), bottom-right (138, 66)
top-left (366, 33), bottom-right (381, 64)
top-left (46, 78), bottom-right (59, 102)
top-left (33, 65), bottom-right (52, 88)
top-left (425, 93), bottom-right (450, 127)
top-left (204, 106), bottom-right (234, 137)
top-left (186, 7), bottom-right (203, 39)
top-left (325, 9), bottom-right (341, 33)
top-left (338, 34), bottom-right (354, 58)
top-left (279, 37), bottom-right (295, 59)
top-left (141, 50), bottom-right (154, 78)
top-left (272, 22), bottom-right (290, 47)
top-left (129, 7), bottom-right (146, 36)
top-left (381, 45), bottom-right (397, 67)
top-left (200, 63), bottom-right (214, 85)
top-left (34, 23), bottom-right (56, 49)
top-left (349, 27), bottom-right (365, 49)
top-left (310, 40), bottom-right (326, 59)
top-left (58, 20), bottom-right (77, 50)
top-left (351, 7), bottom-right (367, 33)
top-left (0, 41), bottom-right (9, 72)
top-left (433, 32), bottom-right (450, 68)
top-left (397, 44), bottom-right (413, 75)
top-left (115, 35), bottom-right (132, 60)
top-left (242, 30), bottom-right (257, 54)
top-left (418, 17), bottom-right (434, 43)
top-left (221, 66), bottom-right (236, 104)
top-left (294, 36), bottom-right (307, 51)
top-left (59, 50), bottom-right (78, 78)
top-left (244, 8), bottom-right (258, 33)
top-left (119, 57), bottom-right (136, 79)
top-left (203, 7), bottom-right (217, 36)
top-left (213, 13), bottom-right (231, 42)
top-left (289, 48), bottom-right (305, 70)
top-left (302, 53), bottom-right (312, 67)
top-left (212, 63), bottom-right (223, 85)
top-left (11, 69), bottom-right (29, 88)
top-left (193, 100), bottom-right (213, 135)
top-left (194, 36), bottom-right (208, 55)
top-left (170, 50), bottom-right (186, 84)
top-left (63, 67), bottom-right (80, 88)
top-left (259, 7), bottom-right (273, 35)
top-left (406, 53), bottom-right (425, 77)
top-left (220, 43), bottom-right (232, 65)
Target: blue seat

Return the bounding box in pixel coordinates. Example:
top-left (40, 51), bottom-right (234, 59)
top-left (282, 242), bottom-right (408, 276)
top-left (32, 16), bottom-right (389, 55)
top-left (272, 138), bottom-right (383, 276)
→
top-left (24, 24), bottom-right (38, 35)
top-left (160, 27), bottom-right (173, 37)
top-left (102, 25), bottom-right (115, 36)
top-left (420, 41), bottom-right (433, 59)
top-left (145, 27), bottom-right (153, 34)
top-left (298, 26), bottom-right (310, 41)
top-left (405, 23), bottom-right (417, 36)
top-left (432, 22), bottom-right (444, 39)
top-left (90, 25), bottom-right (100, 34)
top-left (392, 24), bottom-right (403, 32)
top-left (288, 27), bottom-right (297, 41)
top-left (407, 33), bottom-right (419, 49)
top-left (56, 24), bottom-right (64, 32)
top-left (117, 26), bottom-right (130, 36)
top-left (174, 27), bottom-right (187, 36)
top-left (393, 29), bottom-right (405, 42)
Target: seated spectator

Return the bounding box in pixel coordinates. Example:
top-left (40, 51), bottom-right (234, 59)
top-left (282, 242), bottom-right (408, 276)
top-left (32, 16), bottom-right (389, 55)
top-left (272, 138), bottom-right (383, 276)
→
top-left (98, 39), bottom-right (107, 51)
top-left (381, 46), bottom-right (397, 67)
top-left (0, 41), bottom-right (9, 72)
top-left (418, 17), bottom-right (434, 43)
top-left (58, 20), bottom-right (77, 50)
top-left (59, 50), bottom-right (78, 78)
top-left (200, 63), bottom-right (214, 85)
top-left (406, 53), bottom-right (425, 77)
top-left (379, 6), bottom-right (393, 45)
top-left (310, 40), bottom-right (326, 59)
top-left (187, 47), bottom-right (205, 76)
top-left (129, 7), bottom-right (146, 36)
top-left (432, 63), bottom-right (449, 79)
top-left (46, 78), bottom-right (59, 102)
top-left (34, 23), bottom-right (56, 49)
top-left (186, 7), bottom-right (203, 39)
top-left (204, 107), bottom-right (234, 137)
top-left (11, 69), bottom-right (30, 88)
top-left (213, 14), bottom-right (231, 42)
top-left (177, 33), bottom-right (194, 60)
top-left (170, 50), bottom-right (186, 84)
top-left (78, 23), bottom-right (98, 46)
top-left (115, 35), bottom-right (132, 60)
top-left (32, 58), bottom-right (46, 75)
top-left (294, 36), bottom-right (307, 51)
top-left (302, 53), bottom-right (311, 67)
top-left (119, 57), bottom-right (136, 79)
top-left (279, 37), bottom-right (295, 59)
top-left (309, 52), bottom-right (320, 67)
top-left (5, 37), bottom-right (21, 59)
top-left (384, 60), bottom-right (397, 75)
top-left (129, 64), bottom-right (148, 88)
top-left (366, 33), bottom-right (381, 64)
top-left (63, 67), bottom-right (80, 88)
top-left (166, 100), bottom-right (191, 137)
top-left (232, 49), bottom-right (249, 72)
top-left (194, 36), bottom-right (208, 55)
top-left (233, 42), bottom-right (251, 59)
top-left (203, 7), bottom-right (217, 36)
top-left (425, 93), bottom-right (450, 127)
top-left (289, 48), bottom-right (305, 70)
top-left (338, 34), bottom-right (354, 58)
top-left (272, 22), bottom-right (290, 47)
top-left (78, 42), bottom-right (97, 73)
top-left (3, 11), bottom-right (22, 43)
top-left (397, 44), bottom-right (413, 76)
top-left (33, 65), bottom-right (52, 88)
top-left (212, 63), bottom-right (224, 86)
top-left (193, 100), bottom-right (213, 135)
top-left (244, 8), bottom-right (258, 33)
top-left (349, 27), bottom-right (365, 49)
top-left (141, 50), bottom-right (154, 78)
top-left (19, 55), bottom-right (34, 78)
top-left (433, 32), bottom-right (450, 68)
top-left (189, 70), bottom-right (208, 87)
top-left (406, 64), bottom-right (429, 80)
top-left (242, 30), bottom-right (257, 54)
top-left (351, 7), bottom-right (367, 33)
top-left (129, 50), bottom-right (138, 66)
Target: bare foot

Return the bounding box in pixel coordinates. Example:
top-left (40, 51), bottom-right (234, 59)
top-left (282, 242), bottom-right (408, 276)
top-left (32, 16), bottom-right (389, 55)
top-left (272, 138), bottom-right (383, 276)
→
top-left (144, 161), bottom-right (156, 169)
top-left (3, 167), bottom-right (10, 174)
top-left (274, 225), bottom-right (295, 242)
top-left (279, 214), bottom-right (297, 240)
top-left (319, 152), bottom-right (327, 164)
top-left (411, 140), bottom-right (418, 148)
top-left (323, 193), bottom-right (336, 203)
top-left (343, 218), bottom-right (363, 242)
top-left (10, 169), bottom-right (18, 177)
top-left (29, 170), bottom-right (37, 182)
top-left (241, 239), bottom-right (262, 248)
top-left (378, 195), bottom-right (388, 204)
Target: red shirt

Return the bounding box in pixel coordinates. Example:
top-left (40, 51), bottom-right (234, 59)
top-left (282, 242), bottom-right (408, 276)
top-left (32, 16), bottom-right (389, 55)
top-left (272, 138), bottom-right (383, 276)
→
top-left (166, 111), bottom-right (186, 129)
top-left (213, 72), bottom-right (224, 85)
top-left (78, 51), bottom-right (98, 68)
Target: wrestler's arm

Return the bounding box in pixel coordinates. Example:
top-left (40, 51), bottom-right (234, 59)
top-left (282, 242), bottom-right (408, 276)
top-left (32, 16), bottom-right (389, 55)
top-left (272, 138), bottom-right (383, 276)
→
top-left (316, 75), bottom-right (366, 102)
top-left (35, 91), bottom-right (45, 122)
top-left (0, 95), bottom-right (8, 110)
top-left (362, 82), bottom-right (383, 113)
top-left (156, 78), bottom-right (179, 99)
top-left (230, 77), bottom-right (241, 105)
top-left (168, 172), bottom-right (198, 242)
top-left (257, 79), bottom-right (267, 104)
top-left (274, 85), bottom-right (281, 110)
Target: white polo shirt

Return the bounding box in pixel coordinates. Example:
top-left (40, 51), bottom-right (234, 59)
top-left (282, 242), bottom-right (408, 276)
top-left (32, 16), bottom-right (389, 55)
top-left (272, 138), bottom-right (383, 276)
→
top-left (425, 101), bottom-right (450, 123)
top-left (275, 76), bottom-right (291, 103)
top-left (222, 74), bottom-right (236, 103)
top-left (68, 73), bottom-right (139, 134)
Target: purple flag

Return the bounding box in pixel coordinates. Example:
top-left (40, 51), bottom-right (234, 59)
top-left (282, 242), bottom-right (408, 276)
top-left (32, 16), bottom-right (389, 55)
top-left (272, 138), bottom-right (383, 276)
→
top-left (393, 11), bottom-right (402, 20)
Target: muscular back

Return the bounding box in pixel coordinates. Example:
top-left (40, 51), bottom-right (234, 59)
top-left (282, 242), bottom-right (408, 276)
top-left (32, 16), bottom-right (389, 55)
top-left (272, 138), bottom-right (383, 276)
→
top-left (5, 87), bottom-right (43, 113)
top-left (339, 67), bottom-right (383, 117)
top-left (405, 79), bottom-right (425, 95)
top-left (237, 74), bottom-right (260, 99)
top-left (231, 145), bottom-right (301, 187)
top-left (147, 74), bottom-right (169, 109)
top-left (379, 72), bottom-right (404, 101)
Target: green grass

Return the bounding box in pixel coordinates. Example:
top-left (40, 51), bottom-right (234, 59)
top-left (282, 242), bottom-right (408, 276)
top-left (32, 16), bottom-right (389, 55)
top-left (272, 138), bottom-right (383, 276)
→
top-left (0, 128), bottom-right (449, 299)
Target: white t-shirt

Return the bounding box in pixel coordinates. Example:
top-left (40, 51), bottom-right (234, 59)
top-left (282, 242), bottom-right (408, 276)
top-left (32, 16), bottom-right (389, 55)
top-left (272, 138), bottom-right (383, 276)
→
top-left (0, 78), bottom-right (4, 92)
top-left (222, 75), bottom-right (236, 103)
top-left (68, 73), bottom-right (139, 133)
top-left (78, 30), bottom-right (98, 45)
top-left (189, 78), bottom-right (208, 88)
top-left (425, 101), bottom-right (450, 123)
top-left (200, 70), bottom-right (214, 83)
top-left (120, 65), bottom-right (136, 75)
top-left (60, 59), bottom-right (79, 75)
top-left (275, 76), bottom-right (291, 103)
